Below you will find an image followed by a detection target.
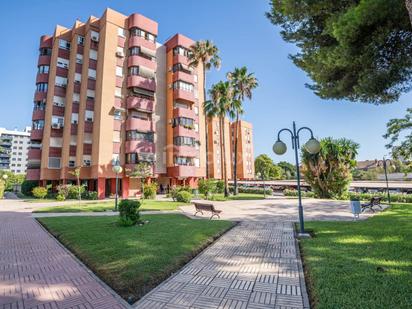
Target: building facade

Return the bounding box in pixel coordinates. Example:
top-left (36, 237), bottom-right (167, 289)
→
top-left (27, 8), bottom-right (254, 198)
top-left (230, 120), bottom-right (255, 179)
top-left (0, 127), bottom-right (31, 174)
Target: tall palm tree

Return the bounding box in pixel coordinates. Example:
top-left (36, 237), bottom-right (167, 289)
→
top-left (204, 81), bottom-right (232, 197)
top-left (227, 67), bottom-right (258, 195)
top-left (188, 40), bottom-right (221, 178)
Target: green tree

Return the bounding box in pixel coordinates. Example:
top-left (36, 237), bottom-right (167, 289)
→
top-left (277, 161), bottom-right (296, 179)
top-left (227, 67), bottom-right (258, 194)
top-left (188, 40), bottom-right (221, 177)
top-left (129, 162), bottom-right (153, 201)
top-left (204, 81), bottom-right (232, 197)
top-left (384, 108), bottom-right (412, 159)
top-left (254, 154), bottom-right (283, 180)
top-left (267, 0), bottom-right (412, 104)
top-left (302, 138), bottom-right (359, 199)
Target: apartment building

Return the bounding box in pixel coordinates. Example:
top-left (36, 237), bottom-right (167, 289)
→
top-left (230, 120), bottom-right (255, 179)
top-left (0, 127), bottom-right (31, 174)
top-left (27, 8), bottom-right (208, 198)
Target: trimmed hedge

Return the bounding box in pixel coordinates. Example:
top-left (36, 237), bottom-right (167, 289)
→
top-left (175, 191), bottom-right (192, 203)
top-left (283, 189), bottom-right (316, 198)
top-left (231, 186), bottom-right (273, 195)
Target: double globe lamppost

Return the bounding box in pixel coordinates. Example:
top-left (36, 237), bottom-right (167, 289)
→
top-left (273, 121), bottom-right (321, 237)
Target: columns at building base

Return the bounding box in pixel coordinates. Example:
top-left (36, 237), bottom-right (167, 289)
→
top-left (97, 177), bottom-right (105, 200)
top-left (122, 177), bottom-right (129, 199)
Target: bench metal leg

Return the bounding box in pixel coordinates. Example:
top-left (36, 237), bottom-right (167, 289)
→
top-left (194, 210), bottom-right (203, 216)
top-left (210, 212), bottom-right (220, 220)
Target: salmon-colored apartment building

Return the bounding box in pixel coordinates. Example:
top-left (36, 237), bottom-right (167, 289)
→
top-left (27, 8), bottom-right (254, 198)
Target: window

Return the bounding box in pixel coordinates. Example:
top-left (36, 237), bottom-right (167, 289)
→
top-left (36, 83), bottom-right (48, 92)
top-left (71, 113), bottom-right (78, 124)
top-left (114, 110), bottom-right (122, 120)
top-left (129, 27), bottom-right (156, 42)
top-left (51, 116), bottom-right (64, 126)
top-left (194, 123), bottom-right (199, 132)
top-left (126, 131), bottom-right (154, 142)
top-left (88, 68), bottom-right (96, 79)
top-left (38, 65), bottom-right (49, 74)
top-left (173, 136), bottom-right (196, 147)
top-left (117, 27), bottom-right (125, 37)
top-left (128, 66), bottom-right (139, 76)
top-left (70, 136), bottom-right (77, 145)
top-left (83, 155), bottom-right (91, 166)
top-left (48, 157), bottom-right (61, 169)
top-left (68, 157), bottom-right (76, 167)
top-left (33, 101), bottom-right (46, 110)
top-left (89, 49), bottom-right (97, 60)
top-left (129, 47), bottom-right (140, 56)
top-left (173, 46), bottom-right (191, 57)
top-left (59, 39), bottom-right (70, 50)
top-left (85, 110), bottom-right (94, 122)
top-left (175, 156), bottom-right (194, 166)
top-left (90, 31), bottom-right (99, 42)
top-left (55, 76), bottom-right (67, 87)
top-left (173, 80), bottom-right (194, 92)
top-left (73, 93), bottom-right (80, 103)
top-left (113, 131), bottom-right (121, 143)
top-left (128, 66), bottom-right (155, 79)
top-left (76, 54), bottom-right (83, 64)
top-left (74, 73), bottom-right (81, 83)
top-left (174, 101), bottom-right (189, 109)
top-left (172, 117), bottom-right (194, 128)
top-left (32, 120), bottom-right (44, 129)
top-left (116, 66), bottom-right (123, 77)
top-left (84, 133), bottom-right (93, 144)
top-left (39, 48), bottom-right (52, 56)
top-left (115, 87), bottom-right (122, 98)
top-left (50, 137), bottom-right (63, 147)
top-left (172, 63), bottom-right (192, 74)
top-left (77, 35), bottom-right (85, 46)
top-left (53, 96), bottom-right (65, 107)
top-left (194, 106), bottom-right (199, 115)
top-left (125, 152), bottom-right (155, 164)
top-left (57, 57), bottom-right (69, 69)
top-left (195, 158), bottom-right (200, 167)
top-left (86, 89), bottom-right (95, 100)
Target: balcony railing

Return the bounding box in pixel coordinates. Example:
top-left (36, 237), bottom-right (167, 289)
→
top-left (125, 140), bottom-right (155, 154)
top-left (127, 96), bottom-right (154, 112)
top-left (126, 117), bottom-right (153, 132)
top-left (167, 165), bottom-right (196, 177)
top-left (173, 89), bottom-right (195, 103)
top-left (127, 75), bottom-right (156, 91)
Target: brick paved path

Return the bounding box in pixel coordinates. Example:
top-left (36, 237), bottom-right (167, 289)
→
top-left (0, 210), bottom-right (127, 309)
top-left (134, 221), bottom-right (309, 309)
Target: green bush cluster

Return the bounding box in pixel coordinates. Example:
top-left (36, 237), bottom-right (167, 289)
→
top-left (175, 191), bottom-right (192, 203)
top-left (283, 189), bottom-right (316, 198)
top-left (82, 191), bottom-right (98, 200)
top-left (198, 179), bottom-right (224, 198)
top-left (21, 180), bottom-right (38, 196)
top-left (232, 186), bottom-right (273, 195)
top-left (170, 186), bottom-right (191, 201)
top-left (0, 181), bottom-right (5, 199)
top-left (143, 183), bottom-right (157, 199)
top-left (32, 186), bottom-right (48, 199)
top-left (118, 199), bottom-right (141, 226)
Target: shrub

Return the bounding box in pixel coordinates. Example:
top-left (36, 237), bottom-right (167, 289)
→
top-left (118, 199), bottom-right (141, 226)
top-left (67, 185), bottom-right (85, 199)
top-left (32, 186), bottom-right (48, 199)
top-left (21, 180), bottom-right (38, 196)
top-left (283, 189), bottom-right (315, 198)
top-left (56, 184), bottom-right (70, 198)
top-left (175, 191), bottom-right (192, 203)
top-left (82, 191), bottom-right (98, 200)
top-left (232, 186), bottom-right (273, 195)
top-left (215, 180), bottom-right (225, 194)
top-left (198, 179), bottom-right (217, 198)
top-left (143, 183), bottom-right (157, 199)
top-left (0, 181), bottom-right (4, 199)
top-left (56, 193), bottom-right (66, 201)
top-left (170, 186), bottom-right (191, 201)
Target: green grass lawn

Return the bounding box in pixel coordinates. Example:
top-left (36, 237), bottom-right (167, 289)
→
top-left (206, 193), bottom-right (267, 201)
top-left (300, 203), bottom-right (412, 309)
top-left (38, 214), bottom-right (233, 302)
top-left (33, 200), bottom-right (187, 213)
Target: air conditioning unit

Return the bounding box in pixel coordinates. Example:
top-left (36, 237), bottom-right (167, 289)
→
top-left (91, 36), bottom-right (99, 42)
top-left (115, 51), bottom-right (124, 58)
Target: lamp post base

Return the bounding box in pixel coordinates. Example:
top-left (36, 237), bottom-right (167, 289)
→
top-left (297, 232), bottom-right (312, 238)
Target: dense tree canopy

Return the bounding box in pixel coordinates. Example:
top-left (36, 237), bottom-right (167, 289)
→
top-left (384, 108), bottom-right (412, 159)
top-left (277, 161), bottom-right (296, 179)
top-left (301, 138), bottom-right (359, 199)
top-left (254, 154), bottom-right (283, 180)
top-left (267, 0), bottom-right (412, 104)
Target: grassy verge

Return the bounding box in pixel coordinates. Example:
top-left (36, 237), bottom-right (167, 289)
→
top-left (300, 203), bottom-right (412, 308)
top-left (33, 200), bottom-right (187, 213)
top-left (38, 214), bottom-right (233, 302)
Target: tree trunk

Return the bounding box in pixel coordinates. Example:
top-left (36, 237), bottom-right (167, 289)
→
top-left (232, 112), bottom-right (240, 195)
top-left (203, 63), bottom-right (209, 179)
top-left (220, 117), bottom-right (229, 197)
top-left (406, 0), bottom-right (412, 27)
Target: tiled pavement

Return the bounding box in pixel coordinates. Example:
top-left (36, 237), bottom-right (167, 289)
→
top-left (0, 210), bottom-right (128, 309)
top-left (134, 221), bottom-right (309, 309)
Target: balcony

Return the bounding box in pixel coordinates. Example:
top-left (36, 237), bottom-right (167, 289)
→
top-left (126, 117), bottom-right (153, 132)
top-left (125, 163), bottom-right (155, 176)
top-left (174, 145), bottom-right (198, 157)
top-left (26, 168), bottom-right (40, 181)
top-left (125, 140), bottom-right (155, 153)
top-left (173, 89), bottom-right (195, 103)
top-left (173, 126), bottom-right (199, 139)
top-left (34, 91), bottom-right (47, 101)
top-left (36, 73), bottom-right (49, 84)
top-left (28, 148), bottom-right (41, 160)
top-left (127, 96), bottom-right (154, 112)
top-left (32, 109), bottom-right (45, 121)
top-left (128, 36), bottom-right (156, 51)
top-left (128, 55), bottom-right (156, 71)
top-left (173, 54), bottom-right (190, 66)
top-left (173, 71), bottom-right (195, 84)
top-left (173, 107), bottom-right (196, 119)
top-left (167, 165), bottom-right (196, 177)
top-left (31, 129), bottom-right (43, 140)
top-left (127, 75), bottom-right (156, 92)
top-left (38, 55), bottom-right (51, 66)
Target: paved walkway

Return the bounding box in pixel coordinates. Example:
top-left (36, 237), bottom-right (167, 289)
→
top-left (135, 221), bottom-right (309, 309)
top-left (0, 200), bottom-right (128, 309)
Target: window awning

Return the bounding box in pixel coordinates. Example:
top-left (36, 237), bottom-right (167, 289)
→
top-left (140, 46), bottom-right (156, 58)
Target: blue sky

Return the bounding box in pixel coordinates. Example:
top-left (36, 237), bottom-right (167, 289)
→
top-left (0, 0), bottom-right (407, 163)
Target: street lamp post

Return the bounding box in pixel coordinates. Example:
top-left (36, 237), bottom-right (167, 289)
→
top-left (112, 159), bottom-right (123, 211)
top-left (376, 157), bottom-right (392, 205)
top-left (273, 121), bottom-right (320, 237)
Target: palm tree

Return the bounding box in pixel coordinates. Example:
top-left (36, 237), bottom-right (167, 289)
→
top-left (227, 67), bottom-right (258, 195)
top-left (188, 40), bottom-right (221, 178)
top-left (204, 81), bottom-right (232, 197)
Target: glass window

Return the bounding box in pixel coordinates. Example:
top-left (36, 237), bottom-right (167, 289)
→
top-left (126, 131), bottom-right (154, 142)
top-left (55, 76), bottom-right (67, 87)
top-left (73, 93), bottom-right (80, 103)
top-left (114, 110), bottom-right (122, 120)
top-left (172, 117), bottom-right (194, 128)
top-left (71, 113), bottom-right (78, 124)
top-left (173, 80), bottom-right (194, 92)
top-left (116, 66), bottom-right (123, 77)
top-left (88, 68), bottom-right (96, 79)
top-left (115, 87), bottom-right (122, 98)
top-left (32, 120), bottom-right (44, 130)
top-left (53, 96), bottom-right (65, 107)
top-left (39, 48), bottom-right (52, 56)
top-left (58, 39), bottom-right (70, 50)
top-left (173, 136), bottom-right (196, 146)
top-left (117, 28), bottom-right (125, 37)
top-left (77, 35), bottom-right (85, 46)
top-left (85, 110), bottom-right (94, 122)
top-left (57, 57), bottom-right (69, 69)
top-left (36, 83), bottom-right (48, 92)
top-left (86, 89), bottom-right (95, 99)
top-left (48, 157), bottom-right (61, 169)
top-left (33, 101), bottom-right (46, 110)
top-left (89, 49), bottom-right (97, 60)
top-left (38, 65), bottom-right (49, 74)
top-left (76, 54), bottom-right (83, 64)
top-left (74, 73), bottom-right (81, 83)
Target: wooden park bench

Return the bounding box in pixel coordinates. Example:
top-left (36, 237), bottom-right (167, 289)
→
top-left (193, 202), bottom-right (222, 219)
top-left (361, 197), bottom-right (383, 213)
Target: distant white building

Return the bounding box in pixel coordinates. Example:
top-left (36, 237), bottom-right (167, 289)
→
top-left (0, 127), bottom-right (31, 174)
